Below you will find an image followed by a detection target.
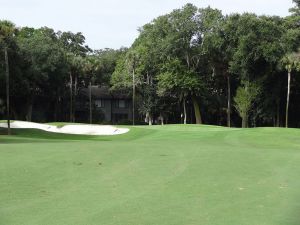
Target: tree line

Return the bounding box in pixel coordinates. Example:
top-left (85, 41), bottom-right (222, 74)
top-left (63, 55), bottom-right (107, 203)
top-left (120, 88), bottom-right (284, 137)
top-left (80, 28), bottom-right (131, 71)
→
top-left (1, 1), bottom-right (300, 128)
top-left (0, 23), bottom-right (125, 125)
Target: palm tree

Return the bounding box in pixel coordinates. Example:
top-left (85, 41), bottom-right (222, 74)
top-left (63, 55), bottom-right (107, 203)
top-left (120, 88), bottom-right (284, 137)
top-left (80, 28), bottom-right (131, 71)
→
top-left (83, 55), bottom-right (100, 124)
top-left (0, 20), bottom-right (16, 135)
top-left (126, 50), bottom-right (139, 126)
top-left (66, 53), bottom-right (84, 122)
top-left (281, 52), bottom-right (300, 128)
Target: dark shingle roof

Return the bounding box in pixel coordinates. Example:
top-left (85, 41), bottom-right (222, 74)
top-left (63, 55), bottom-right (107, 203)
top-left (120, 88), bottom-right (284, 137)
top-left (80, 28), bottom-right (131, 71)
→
top-left (80, 86), bottom-right (131, 100)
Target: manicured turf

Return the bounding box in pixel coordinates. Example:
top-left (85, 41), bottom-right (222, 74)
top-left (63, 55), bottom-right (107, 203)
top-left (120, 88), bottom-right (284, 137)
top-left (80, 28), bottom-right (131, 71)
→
top-left (1, 125), bottom-right (300, 225)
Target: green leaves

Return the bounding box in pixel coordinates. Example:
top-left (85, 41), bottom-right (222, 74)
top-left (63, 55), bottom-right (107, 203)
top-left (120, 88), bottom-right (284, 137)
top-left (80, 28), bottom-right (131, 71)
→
top-left (17, 27), bottom-right (67, 90)
top-left (157, 58), bottom-right (202, 96)
top-left (228, 14), bottom-right (285, 80)
top-left (0, 20), bottom-right (15, 45)
top-left (281, 51), bottom-right (300, 73)
top-left (234, 81), bottom-right (261, 127)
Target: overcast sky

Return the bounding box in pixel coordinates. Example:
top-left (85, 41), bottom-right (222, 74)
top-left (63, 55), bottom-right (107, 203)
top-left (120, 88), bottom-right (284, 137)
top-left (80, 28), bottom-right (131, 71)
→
top-left (0, 0), bottom-right (295, 49)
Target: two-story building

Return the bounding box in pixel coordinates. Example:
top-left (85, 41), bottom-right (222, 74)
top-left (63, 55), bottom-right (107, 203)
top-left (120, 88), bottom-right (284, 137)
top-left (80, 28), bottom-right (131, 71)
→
top-left (77, 86), bottom-right (132, 124)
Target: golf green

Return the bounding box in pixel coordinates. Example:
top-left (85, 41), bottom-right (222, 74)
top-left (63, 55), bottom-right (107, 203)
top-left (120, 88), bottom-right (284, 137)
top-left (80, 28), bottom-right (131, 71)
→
top-left (1, 125), bottom-right (300, 225)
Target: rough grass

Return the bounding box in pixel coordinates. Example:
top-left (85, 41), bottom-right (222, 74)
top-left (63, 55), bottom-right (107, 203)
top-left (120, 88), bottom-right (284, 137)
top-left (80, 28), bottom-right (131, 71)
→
top-left (1, 125), bottom-right (300, 225)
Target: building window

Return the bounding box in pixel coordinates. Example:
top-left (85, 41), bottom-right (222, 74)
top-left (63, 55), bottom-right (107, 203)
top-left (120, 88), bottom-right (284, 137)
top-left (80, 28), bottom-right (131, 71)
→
top-left (95, 99), bottom-right (104, 108)
top-left (117, 100), bottom-right (126, 108)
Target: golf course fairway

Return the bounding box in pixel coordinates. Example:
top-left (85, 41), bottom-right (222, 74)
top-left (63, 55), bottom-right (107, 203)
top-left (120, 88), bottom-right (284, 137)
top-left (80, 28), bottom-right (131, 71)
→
top-left (1, 125), bottom-right (300, 225)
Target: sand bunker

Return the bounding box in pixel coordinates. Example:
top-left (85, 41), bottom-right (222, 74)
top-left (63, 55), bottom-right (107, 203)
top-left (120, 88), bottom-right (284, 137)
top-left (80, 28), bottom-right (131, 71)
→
top-left (0, 121), bottom-right (129, 136)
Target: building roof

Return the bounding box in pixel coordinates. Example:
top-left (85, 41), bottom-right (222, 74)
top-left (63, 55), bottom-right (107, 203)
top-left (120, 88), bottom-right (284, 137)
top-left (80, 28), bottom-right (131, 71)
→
top-left (80, 86), bottom-right (131, 100)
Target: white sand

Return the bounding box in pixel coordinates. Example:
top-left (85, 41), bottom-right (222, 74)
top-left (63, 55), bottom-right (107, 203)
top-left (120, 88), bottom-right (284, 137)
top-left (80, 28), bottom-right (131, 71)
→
top-left (0, 121), bottom-right (129, 136)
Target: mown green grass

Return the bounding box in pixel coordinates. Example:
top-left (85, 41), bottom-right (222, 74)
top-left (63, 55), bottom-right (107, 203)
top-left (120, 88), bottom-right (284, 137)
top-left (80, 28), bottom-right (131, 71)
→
top-left (1, 125), bottom-right (300, 225)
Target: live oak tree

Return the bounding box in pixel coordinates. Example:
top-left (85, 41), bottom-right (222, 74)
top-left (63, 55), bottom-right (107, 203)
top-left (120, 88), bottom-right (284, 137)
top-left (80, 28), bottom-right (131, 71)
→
top-left (17, 27), bottom-right (67, 121)
top-left (228, 14), bottom-right (286, 127)
top-left (157, 58), bottom-right (203, 124)
top-left (127, 24), bottom-right (161, 125)
top-left (200, 8), bottom-right (234, 127)
top-left (159, 4), bottom-right (204, 124)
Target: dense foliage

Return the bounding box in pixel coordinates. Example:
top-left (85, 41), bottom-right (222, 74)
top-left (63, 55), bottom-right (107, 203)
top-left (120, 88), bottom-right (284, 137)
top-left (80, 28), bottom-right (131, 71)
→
top-left (1, 2), bottom-right (300, 127)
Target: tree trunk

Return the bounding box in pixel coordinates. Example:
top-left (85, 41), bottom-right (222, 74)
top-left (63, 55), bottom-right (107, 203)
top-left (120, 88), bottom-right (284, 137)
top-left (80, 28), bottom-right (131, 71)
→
top-left (160, 113), bottom-right (164, 125)
top-left (286, 71), bottom-right (291, 128)
top-left (54, 100), bottom-right (58, 122)
top-left (26, 104), bottom-right (33, 121)
top-left (132, 68), bottom-right (135, 125)
top-left (149, 114), bottom-right (152, 126)
top-left (242, 118), bottom-right (246, 128)
top-left (11, 108), bottom-right (18, 121)
top-left (54, 94), bottom-right (61, 122)
top-left (145, 112), bottom-right (152, 125)
top-left (73, 76), bottom-right (77, 122)
top-left (26, 97), bottom-right (33, 121)
top-left (89, 81), bottom-right (92, 124)
top-left (276, 99), bottom-right (280, 127)
top-left (69, 73), bottom-right (73, 122)
top-left (191, 96), bottom-right (202, 124)
top-left (227, 75), bottom-right (231, 127)
top-left (183, 98), bottom-right (187, 124)
top-left (190, 106), bottom-right (193, 124)
top-left (4, 47), bottom-right (10, 135)
top-left (242, 113), bottom-right (248, 128)
top-left (145, 113), bottom-right (148, 123)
